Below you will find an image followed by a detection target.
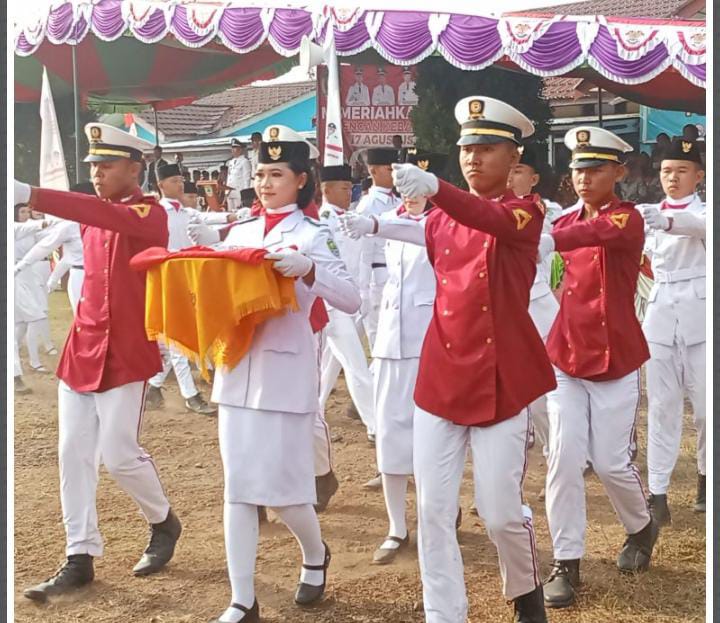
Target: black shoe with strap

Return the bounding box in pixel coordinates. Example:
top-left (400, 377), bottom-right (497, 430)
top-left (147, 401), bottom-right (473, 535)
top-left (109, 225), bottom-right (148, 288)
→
top-left (295, 541), bottom-right (331, 606)
top-left (133, 508), bottom-right (182, 576)
top-left (145, 385), bottom-right (164, 410)
top-left (23, 554), bottom-right (94, 603)
top-left (514, 584), bottom-right (548, 622)
top-left (314, 470), bottom-right (339, 513)
top-left (648, 493), bottom-right (672, 526)
top-left (185, 393), bottom-right (218, 416)
top-left (694, 473), bottom-right (706, 513)
top-left (543, 559), bottom-right (580, 608)
top-left (617, 518), bottom-right (659, 573)
top-left (208, 599), bottom-right (259, 623)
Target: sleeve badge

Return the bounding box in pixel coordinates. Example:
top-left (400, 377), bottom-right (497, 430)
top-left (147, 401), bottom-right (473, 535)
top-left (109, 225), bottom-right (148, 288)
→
top-left (130, 204), bottom-right (152, 218)
top-left (610, 213), bottom-right (629, 229)
top-left (327, 238), bottom-right (340, 257)
top-left (512, 208), bottom-right (532, 231)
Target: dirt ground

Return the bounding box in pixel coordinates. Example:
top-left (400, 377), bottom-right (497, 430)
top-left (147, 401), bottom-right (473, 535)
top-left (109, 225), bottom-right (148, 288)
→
top-left (14, 293), bottom-right (706, 622)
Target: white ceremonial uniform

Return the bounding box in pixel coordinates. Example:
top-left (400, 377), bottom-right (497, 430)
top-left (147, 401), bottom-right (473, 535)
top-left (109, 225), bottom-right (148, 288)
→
top-left (249, 149), bottom-right (259, 177)
top-left (226, 155), bottom-right (252, 211)
top-left (317, 202), bottom-right (375, 435)
top-left (639, 194), bottom-right (706, 493)
top-left (14, 221), bottom-right (47, 375)
top-left (398, 81), bottom-right (418, 105)
top-left (18, 218), bottom-right (84, 312)
top-left (212, 208), bottom-right (360, 507)
top-left (356, 186), bottom-right (402, 347)
top-left (148, 199), bottom-right (203, 400)
top-left (345, 82), bottom-right (370, 107)
top-left (372, 209), bottom-right (435, 475)
top-left (372, 84), bottom-right (396, 106)
top-left (527, 200), bottom-right (562, 455)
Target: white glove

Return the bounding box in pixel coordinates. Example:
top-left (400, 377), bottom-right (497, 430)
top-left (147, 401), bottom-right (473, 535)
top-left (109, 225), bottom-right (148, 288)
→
top-left (13, 261), bottom-right (28, 276)
top-left (236, 207), bottom-right (252, 221)
top-left (187, 222), bottom-right (220, 245)
top-left (265, 249), bottom-right (313, 278)
top-left (391, 163), bottom-right (439, 198)
top-left (46, 278), bottom-right (60, 294)
top-left (15, 180), bottom-right (31, 206)
top-left (338, 212), bottom-right (376, 240)
top-left (641, 206), bottom-right (670, 231)
top-left (537, 234), bottom-right (555, 263)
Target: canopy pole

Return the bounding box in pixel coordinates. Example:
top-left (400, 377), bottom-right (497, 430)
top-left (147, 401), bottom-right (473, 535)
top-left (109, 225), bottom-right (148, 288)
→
top-left (153, 104), bottom-right (159, 145)
top-left (597, 87), bottom-right (603, 128)
top-left (72, 45), bottom-right (81, 183)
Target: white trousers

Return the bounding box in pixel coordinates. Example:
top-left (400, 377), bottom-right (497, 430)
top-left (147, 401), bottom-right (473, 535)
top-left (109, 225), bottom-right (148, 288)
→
top-left (15, 320), bottom-right (43, 370)
top-left (58, 381), bottom-right (170, 557)
top-left (319, 310), bottom-right (375, 434)
top-left (646, 339), bottom-right (706, 493)
top-left (545, 369), bottom-right (650, 560)
top-left (414, 407), bottom-right (540, 622)
top-left (226, 192), bottom-right (241, 212)
top-left (149, 344), bottom-right (199, 399)
top-left (375, 358), bottom-right (419, 475)
top-left (68, 267), bottom-right (84, 314)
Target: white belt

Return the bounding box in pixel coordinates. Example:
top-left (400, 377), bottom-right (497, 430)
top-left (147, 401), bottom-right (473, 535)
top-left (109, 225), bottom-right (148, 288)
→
top-left (653, 266), bottom-right (706, 283)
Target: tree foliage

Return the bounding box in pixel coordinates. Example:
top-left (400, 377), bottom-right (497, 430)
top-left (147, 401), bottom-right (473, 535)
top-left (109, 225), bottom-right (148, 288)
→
top-left (15, 98), bottom-right (98, 185)
top-left (410, 59), bottom-right (552, 187)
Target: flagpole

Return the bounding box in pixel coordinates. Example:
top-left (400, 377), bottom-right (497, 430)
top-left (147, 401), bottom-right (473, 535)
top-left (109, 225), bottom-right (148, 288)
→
top-left (72, 45), bottom-right (81, 183)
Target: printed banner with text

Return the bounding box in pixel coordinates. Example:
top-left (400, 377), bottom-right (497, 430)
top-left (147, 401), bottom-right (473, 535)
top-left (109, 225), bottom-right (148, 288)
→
top-left (317, 64), bottom-right (420, 162)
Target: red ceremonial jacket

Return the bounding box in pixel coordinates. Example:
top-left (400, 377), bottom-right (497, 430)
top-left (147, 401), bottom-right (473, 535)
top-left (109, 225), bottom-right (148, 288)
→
top-left (414, 180), bottom-right (556, 427)
top-left (32, 188), bottom-right (168, 392)
top-left (547, 198), bottom-right (649, 381)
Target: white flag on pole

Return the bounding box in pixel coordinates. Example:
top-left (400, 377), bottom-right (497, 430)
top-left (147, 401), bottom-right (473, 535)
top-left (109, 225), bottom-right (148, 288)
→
top-left (323, 30), bottom-right (344, 166)
top-left (39, 67), bottom-right (70, 191)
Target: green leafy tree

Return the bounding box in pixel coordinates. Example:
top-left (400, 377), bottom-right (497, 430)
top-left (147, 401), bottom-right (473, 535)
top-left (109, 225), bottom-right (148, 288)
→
top-left (410, 59), bottom-right (552, 187)
top-left (15, 98), bottom-right (98, 186)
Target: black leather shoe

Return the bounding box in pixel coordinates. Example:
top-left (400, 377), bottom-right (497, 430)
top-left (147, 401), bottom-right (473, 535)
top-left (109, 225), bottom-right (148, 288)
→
top-left (24, 554), bottom-right (94, 603)
top-left (694, 473), bottom-right (706, 513)
top-left (617, 518), bottom-right (659, 573)
top-left (648, 493), bottom-right (672, 526)
top-left (514, 585), bottom-right (548, 622)
top-left (314, 471), bottom-right (339, 513)
top-left (145, 385), bottom-right (164, 410)
top-left (543, 559), bottom-right (580, 608)
top-left (295, 542), bottom-right (331, 606)
top-left (133, 508), bottom-right (182, 576)
top-left (208, 599), bottom-right (259, 623)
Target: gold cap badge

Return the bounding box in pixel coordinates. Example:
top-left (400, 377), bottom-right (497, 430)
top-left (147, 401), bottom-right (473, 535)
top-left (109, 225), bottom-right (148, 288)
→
top-left (576, 130), bottom-right (590, 146)
top-left (269, 127), bottom-right (280, 141)
top-left (90, 126), bottom-right (102, 141)
top-left (468, 99), bottom-right (485, 120)
top-left (268, 145), bottom-right (282, 161)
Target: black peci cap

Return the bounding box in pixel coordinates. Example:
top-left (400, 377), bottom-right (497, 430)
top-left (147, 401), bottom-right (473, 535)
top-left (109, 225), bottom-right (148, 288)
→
top-left (319, 165), bottom-right (352, 182)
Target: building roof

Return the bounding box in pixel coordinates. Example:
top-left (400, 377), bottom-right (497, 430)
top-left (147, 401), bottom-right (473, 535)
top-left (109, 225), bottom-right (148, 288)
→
top-left (148, 81), bottom-right (315, 142)
top-left (535, 0), bottom-right (696, 17)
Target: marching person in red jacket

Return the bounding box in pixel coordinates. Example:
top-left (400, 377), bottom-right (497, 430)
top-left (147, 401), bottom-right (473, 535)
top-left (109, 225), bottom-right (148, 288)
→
top-left (540, 127), bottom-right (657, 609)
top-left (15, 123), bottom-right (182, 603)
top-left (392, 96), bottom-right (555, 623)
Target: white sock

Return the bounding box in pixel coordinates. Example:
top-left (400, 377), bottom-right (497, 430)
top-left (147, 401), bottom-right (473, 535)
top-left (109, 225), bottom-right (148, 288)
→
top-left (222, 502), bottom-right (257, 620)
top-left (381, 474), bottom-right (408, 548)
top-left (272, 504), bottom-right (325, 586)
